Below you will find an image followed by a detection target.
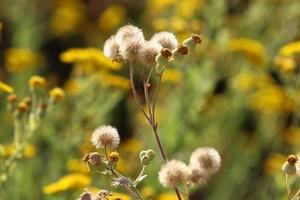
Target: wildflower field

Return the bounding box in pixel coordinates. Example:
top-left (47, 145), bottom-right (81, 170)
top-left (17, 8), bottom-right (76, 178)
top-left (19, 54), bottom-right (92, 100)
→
top-left (1, 0), bottom-right (300, 199)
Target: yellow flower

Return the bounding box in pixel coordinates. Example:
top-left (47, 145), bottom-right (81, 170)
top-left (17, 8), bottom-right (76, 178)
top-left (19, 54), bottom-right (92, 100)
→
top-left (3, 144), bottom-right (37, 158)
top-left (141, 186), bottom-right (155, 199)
top-left (43, 173), bottom-right (91, 194)
top-left (67, 159), bottom-right (89, 174)
top-left (250, 85), bottom-right (294, 113)
top-left (232, 72), bottom-right (256, 92)
top-left (274, 56), bottom-right (296, 73)
top-left (0, 81), bottom-right (14, 93)
top-left (96, 72), bottom-right (130, 90)
top-left (98, 4), bottom-right (126, 32)
top-left (64, 79), bottom-right (81, 95)
top-left (157, 193), bottom-right (186, 200)
top-left (108, 192), bottom-right (130, 200)
top-left (4, 48), bottom-right (43, 73)
top-left (175, 0), bottom-right (202, 19)
top-left (279, 41), bottom-right (300, 56)
top-left (228, 38), bottom-right (267, 65)
top-left (264, 153), bottom-right (286, 175)
top-left (50, 0), bottom-right (85, 36)
top-left (28, 75), bottom-right (46, 88)
top-left (60, 48), bottom-right (122, 71)
top-left (49, 87), bottom-right (65, 102)
top-left (283, 127), bottom-right (300, 146)
top-left (162, 69), bottom-right (182, 83)
top-left (119, 138), bottom-right (143, 154)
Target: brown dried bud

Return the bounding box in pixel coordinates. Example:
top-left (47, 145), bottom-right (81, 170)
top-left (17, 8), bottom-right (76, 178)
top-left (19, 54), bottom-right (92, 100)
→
top-left (177, 45), bottom-right (189, 55)
top-left (89, 152), bottom-right (102, 166)
top-left (287, 154), bottom-right (298, 164)
top-left (160, 48), bottom-right (172, 58)
top-left (7, 94), bottom-right (17, 103)
top-left (40, 102), bottom-right (48, 110)
top-left (192, 34), bottom-right (202, 44)
top-left (109, 151), bottom-right (119, 162)
top-left (23, 97), bottom-right (32, 107)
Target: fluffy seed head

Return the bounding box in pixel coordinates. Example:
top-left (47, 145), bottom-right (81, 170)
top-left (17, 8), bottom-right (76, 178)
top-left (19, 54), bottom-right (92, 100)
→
top-left (187, 164), bottom-right (207, 185)
top-left (78, 189), bottom-right (93, 200)
top-left (91, 125), bottom-right (120, 149)
top-left (115, 25), bottom-right (144, 44)
top-left (190, 147), bottom-right (221, 177)
top-left (119, 38), bottom-right (144, 63)
top-left (158, 160), bottom-right (189, 188)
top-left (138, 41), bottom-right (162, 66)
top-left (103, 36), bottom-right (122, 62)
top-left (151, 31), bottom-right (178, 50)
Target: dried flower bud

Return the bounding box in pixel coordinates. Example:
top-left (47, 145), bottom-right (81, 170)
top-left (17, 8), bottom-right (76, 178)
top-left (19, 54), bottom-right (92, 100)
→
top-left (183, 34), bottom-right (202, 50)
top-left (109, 151), bottom-right (119, 162)
top-left (78, 189), bottom-right (93, 200)
top-left (112, 177), bottom-right (132, 187)
top-left (95, 190), bottom-right (112, 200)
top-left (28, 75), bottom-right (46, 88)
top-left (172, 45), bottom-right (189, 61)
top-left (282, 154), bottom-right (298, 175)
top-left (89, 152), bottom-right (102, 166)
top-left (7, 94), bottom-right (17, 103)
top-left (156, 48), bottom-right (172, 67)
top-left (23, 97), bottom-right (32, 107)
top-left (140, 150), bottom-right (147, 158)
top-left (17, 101), bottom-right (28, 113)
top-left (39, 102), bottom-right (48, 110)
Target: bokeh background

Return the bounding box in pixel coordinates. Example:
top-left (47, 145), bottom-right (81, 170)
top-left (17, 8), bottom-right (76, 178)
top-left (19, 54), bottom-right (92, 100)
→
top-left (1, 0), bottom-right (300, 199)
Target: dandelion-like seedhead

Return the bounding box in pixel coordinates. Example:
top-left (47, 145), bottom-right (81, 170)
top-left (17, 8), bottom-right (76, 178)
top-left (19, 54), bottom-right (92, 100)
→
top-left (78, 189), bottom-right (93, 200)
top-left (151, 31), bottom-right (178, 50)
top-left (103, 36), bottom-right (121, 62)
top-left (190, 147), bottom-right (221, 177)
top-left (119, 38), bottom-right (144, 63)
top-left (158, 160), bottom-right (189, 188)
top-left (91, 125), bottom-right (120, 150)
top-left (138, 41), bottom-right (162, 66)
top-left (282, 154), bottom-right (298, 175)
top-left (115, 25), bottom-right (144, 44)
top-left (187, 164), bottom-right (207, 185)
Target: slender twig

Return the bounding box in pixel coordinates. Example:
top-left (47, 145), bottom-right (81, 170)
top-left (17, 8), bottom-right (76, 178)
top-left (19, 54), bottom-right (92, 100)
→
top-left (286, 174), bottom-right (291, 200)
top-left (133, 165), bottom-right (146, 185)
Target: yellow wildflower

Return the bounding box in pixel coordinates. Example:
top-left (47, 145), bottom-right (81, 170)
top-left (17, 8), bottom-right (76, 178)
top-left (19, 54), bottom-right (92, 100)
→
top-left (175, 0), bottom-right (202, 19)
top-left (28, 75), bottom-right (46, 88)
top-left (60, 48), bottom-right (121, 71)
top-left (145, 0), bottom-right (175, 13)
top-left (108, 192), bottom-right (130, 200)
top-left (4, 48), bottom-right (43, 73)
top-left (232, 72), bottom-right (256, 92)
top-left (228, 38), bottom-right (267, 65)
top-left (119, 138), bottom-right (143, 154)
top-left (141, 186), bottom-right (155, 199)
top-left (49, 87), bottom-right (65, 102)
top-left (162, 69), bottom-right (182, 83)
top-left (264, 153), bottom-right (286, 175)
top-left (43, 173), bottom-right (91, 194)
top-left (3, 144), bottom-right (37, 158)
top-left (250, 85), bottom-right (294, 113)
top-left (274, 56), bottom-right (296, 73)
top-left (0, 81), bottom-right (14, 93)
top-left (279, 41), bottom-right (300, 56)
top-left (98, 4), bottom-right (126, 31)
top-left (97, 72), bottom-right (130, 90)
top-left (64, 79), bottom-right (81, 95)
top-left (67, 159), bottom-right (89, 174)
top-left (283, 127), bottom-right (300, 146)
top-left (50, 0), bottom-right (85, 36)
top-left (157, 193), bottom-right (186, 200)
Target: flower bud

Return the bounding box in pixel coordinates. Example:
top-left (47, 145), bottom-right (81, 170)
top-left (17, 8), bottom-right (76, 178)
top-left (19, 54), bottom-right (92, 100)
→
top-left (7, 94), bottom-right (17, 104)
top-left (49, 87), bottom-right (65, 102)
top-left (28, 75), bottom-right (46, 89)
top-left (140, 150), bottom-right (147, 159)
top-left (109, 151), bottom-right (119, 162)
top-left (17, 101), bottom-right (28, 113)
top-left (155, 48), bottom-right (172, 67)
top-left (141, 155), bottom-right (150, 165)
top-left (172, 45), bottom-right (189, 61)
top-left (282, 154), bottom-right (298, 175)
top-left (146, 149), bottom-right (155, 160)
top-left (89, 152), bottom-right (102, 166)
top-left (183, 34), bottom-right (202, 50)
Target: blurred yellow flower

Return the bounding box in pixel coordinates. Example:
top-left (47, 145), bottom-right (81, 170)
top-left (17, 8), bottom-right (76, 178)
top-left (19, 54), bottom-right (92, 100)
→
top-left (228, 38), bottom-right (267, 65)
top-left (43, 173), bottom-right (91, 194)
top-left (64, 79), bottom-right (81, 95)
top-left (141, 186), bottom-right (155, 199)
top-left (98, 4), bottom-right (126, 32)
top-left (274, 56), bottom-right (296, 73)
top-left (50, 0), bottom-right (85, 36)
top-left (157, 193), bottom-right (186, 200)
top-left (279, 41), bottom-right (300, 56)
top-left (264, 153), bottom-right (286, 175)
top-left (162, 69), bottom-right (182, 83)
top-left (0, 81), bottom-right (14, 93)
top-left (96, 72), bottom-right (130, 90)
top-left (4, 48), bottom-right (43, 73)
top-left (119, 138), bottom-right (143, 154)
top-left (175, 0), bottom-right (202, 19)
top-left (108, 192), bottom-right (130, 200)
top-left (49, 87), bottom-right (65, 102)
top-left (28, 75), bottom-right (46, 88)
top-left (67, 159), bottom-right (89, 174)
top-left (3, 144), bottom-right (37, 158)
top-left (283, 127), bottom-right (300, 146)
top-left (60, 48), bottom-right (121, 71)
top-left (250, 85), bottom-right (294, 113)
top-left (145, 0), bottom-right (175, 13)
top-left (232, 72), bottom-right (256, 91)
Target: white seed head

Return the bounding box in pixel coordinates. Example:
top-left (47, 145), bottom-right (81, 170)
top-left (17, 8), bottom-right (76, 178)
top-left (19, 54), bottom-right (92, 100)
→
top-left (158, 160), bottom-right (189, 188)
top-left (190, 147), bottom-right (221, 177)
top-left (78, 189), bottom-right (93, 200)
top-left (283, 155), bottom-right (298, 175)
top-left (138, 41), bottom-right (162, 67)
top-left (103, 36), bottom-right (122, 61)
top-left (91, 125), bottom-right (120, 149)
top-left (115, 24), bottom-right (144, 44)
top-left (187, 164), bottom-right (207, 185)
top-left (151, 31), bottom-right (178, 50)
top-left (119, 38), bottom-right (144, 63)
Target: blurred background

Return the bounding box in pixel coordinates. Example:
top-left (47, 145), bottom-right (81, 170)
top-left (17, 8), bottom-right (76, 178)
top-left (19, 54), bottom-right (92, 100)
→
top-left (1, 0), bottom-right (300, 199)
